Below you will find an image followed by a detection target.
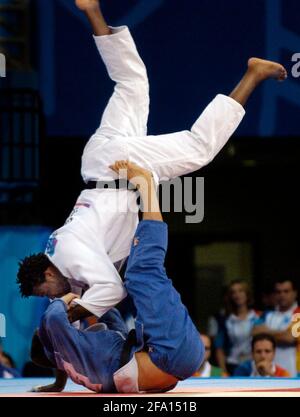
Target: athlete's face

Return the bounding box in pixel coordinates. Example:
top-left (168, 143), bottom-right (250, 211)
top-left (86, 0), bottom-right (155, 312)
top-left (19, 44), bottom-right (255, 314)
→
top-left (33, 268), bottom-right (71, 299)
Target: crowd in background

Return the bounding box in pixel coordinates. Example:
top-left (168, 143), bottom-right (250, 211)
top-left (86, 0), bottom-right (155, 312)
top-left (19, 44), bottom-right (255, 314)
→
top-left (194, 278), bottom-right (300, 378)
top-left (1, 278), bottom-right (299, 380)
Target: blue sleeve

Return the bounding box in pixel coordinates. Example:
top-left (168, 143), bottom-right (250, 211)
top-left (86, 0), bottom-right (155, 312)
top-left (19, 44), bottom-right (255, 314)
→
top-left (126, 220), bottom-right (168, 276)
top-left (41, 299), bottom-right (71, 329)
top-left (100, 308), bottom-right (128, 336)
top-left (38, 299), bottom-right (72, 363)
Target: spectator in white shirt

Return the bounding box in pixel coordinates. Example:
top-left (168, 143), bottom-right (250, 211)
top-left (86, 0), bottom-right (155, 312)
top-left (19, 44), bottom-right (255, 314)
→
top-left (253, 279), bottom-right (299, 377)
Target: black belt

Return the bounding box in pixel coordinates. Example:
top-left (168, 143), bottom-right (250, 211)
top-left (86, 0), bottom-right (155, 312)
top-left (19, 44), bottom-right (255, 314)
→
top-left (119, 329), bottom-right (138, 368)
top-left (86, 179), bottom-right (137, 191)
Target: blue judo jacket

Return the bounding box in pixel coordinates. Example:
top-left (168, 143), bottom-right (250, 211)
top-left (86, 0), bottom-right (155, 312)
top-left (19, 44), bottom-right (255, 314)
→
top-left (38, 221), bottom-right (204, 393)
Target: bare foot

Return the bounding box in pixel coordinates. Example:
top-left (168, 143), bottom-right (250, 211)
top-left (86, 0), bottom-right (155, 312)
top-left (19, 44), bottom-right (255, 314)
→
top-left (109, 160), bottom-right (153, 189)
top-left (75, 0), bottom-right (99, 12)
top-left (248, 58), bottom-right (287, 82)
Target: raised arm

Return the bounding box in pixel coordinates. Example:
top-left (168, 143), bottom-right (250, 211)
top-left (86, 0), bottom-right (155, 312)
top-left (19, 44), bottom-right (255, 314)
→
top-left (109, 160), bottom-right (163, 222)
top-left (75, 0), bottom-right (111, 36)
top-left (30, 330), bottom-right (68, 393)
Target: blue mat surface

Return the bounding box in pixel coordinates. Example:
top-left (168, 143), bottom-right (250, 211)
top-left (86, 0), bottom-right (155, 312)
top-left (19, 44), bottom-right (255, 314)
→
top-left (1, 377), bottom-right (300, 395)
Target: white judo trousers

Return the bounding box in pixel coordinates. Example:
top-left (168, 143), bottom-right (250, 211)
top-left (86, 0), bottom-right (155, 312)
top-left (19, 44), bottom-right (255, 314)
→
top-left (46, 26), bottom-right (245, 317)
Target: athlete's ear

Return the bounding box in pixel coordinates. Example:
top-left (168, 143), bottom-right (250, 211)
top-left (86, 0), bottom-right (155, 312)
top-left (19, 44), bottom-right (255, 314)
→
top-left (44, 266), bottom-right (56, 280)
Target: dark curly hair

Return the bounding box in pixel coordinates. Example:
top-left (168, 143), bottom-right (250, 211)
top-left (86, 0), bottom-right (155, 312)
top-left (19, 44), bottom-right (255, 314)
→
top-left (17, 253), bottom-right (51, 297)
top-left (251, 333), bottom-right (276, 351)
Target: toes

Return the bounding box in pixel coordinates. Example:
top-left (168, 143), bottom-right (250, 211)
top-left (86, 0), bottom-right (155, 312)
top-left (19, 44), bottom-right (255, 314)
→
top-left (119, 161), bottom-right (128, 171)
top-left (116, 162), bottom-right (123, 172)
top-left (109, 161), bottom-right (122, 172)
top-left (109, 160), bottom-right (130, 174)
top-left (109, 163), bottom-right (118, 173)
top-left (279, 69), bottom-right (288, 81)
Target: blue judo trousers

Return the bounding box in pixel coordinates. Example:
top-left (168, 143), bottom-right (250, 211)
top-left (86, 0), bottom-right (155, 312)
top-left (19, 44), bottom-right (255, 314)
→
top-left (39, 220), bottom-right (204, 393)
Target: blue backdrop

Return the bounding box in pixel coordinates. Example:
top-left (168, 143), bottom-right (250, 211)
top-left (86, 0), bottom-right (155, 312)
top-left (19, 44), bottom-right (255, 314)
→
top-left (32, 0), bottom-right (300, 138)
top-left (0, 227), bottom-right (51, 372)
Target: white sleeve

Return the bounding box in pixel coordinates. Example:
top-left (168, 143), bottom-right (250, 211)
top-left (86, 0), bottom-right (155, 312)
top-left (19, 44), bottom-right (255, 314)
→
top-left (74, 282), bottom-right (126, 318)
top-left (47, 232), bottom-right (127, 318)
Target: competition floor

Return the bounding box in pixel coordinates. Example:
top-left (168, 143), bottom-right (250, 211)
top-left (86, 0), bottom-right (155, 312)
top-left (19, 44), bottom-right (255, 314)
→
top-left (1, 377), bottom-right (300, 397)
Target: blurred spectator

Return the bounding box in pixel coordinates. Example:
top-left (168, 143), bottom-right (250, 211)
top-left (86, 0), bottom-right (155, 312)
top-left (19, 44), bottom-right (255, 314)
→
top-left (193, 334), bottom-right (227, 377)
top-left (253, 279), bottom-right (300, 377)
top-left (0, 350), bottom-right (20, 379)
top-left (214, 279), bottom-right (261, 375)
top-left (261, 284), bottom-right (277, 311)
top-left (0, 352), bottom-right (15, 369)
top-left (0, 363), bottom-right (20, 379)
top-left (293, 315), bottom-right (300, 376)
top-left (234, 334), bottom-right (290, 377)
top-left (207, 286), bottom-right (228, 341)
